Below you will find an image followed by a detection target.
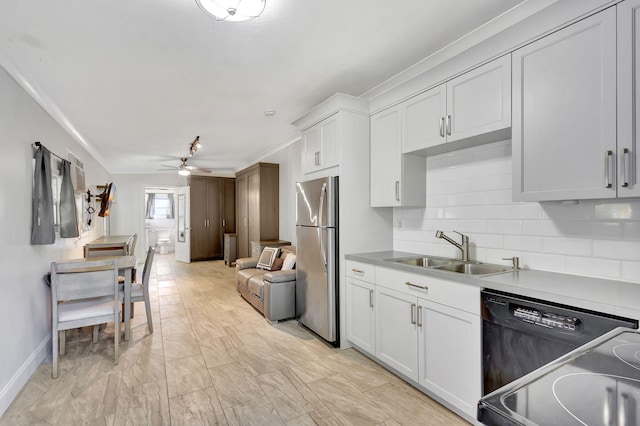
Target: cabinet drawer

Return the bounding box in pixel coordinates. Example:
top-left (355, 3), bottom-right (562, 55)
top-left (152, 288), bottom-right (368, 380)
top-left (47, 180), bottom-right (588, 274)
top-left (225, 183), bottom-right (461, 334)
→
top-left (375, 266), bottom-right (479, 315)
top-left (346, 260), bottom-right (375, 282)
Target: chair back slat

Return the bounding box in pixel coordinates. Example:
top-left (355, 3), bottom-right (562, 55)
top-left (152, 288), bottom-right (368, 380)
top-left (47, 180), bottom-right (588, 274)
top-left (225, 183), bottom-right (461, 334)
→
top-left (129, 233), bottom-right (138, 256)
top-left (141, 246), bottom-right (156, 286)
top-left (52, 259), bottom-right (118, 301)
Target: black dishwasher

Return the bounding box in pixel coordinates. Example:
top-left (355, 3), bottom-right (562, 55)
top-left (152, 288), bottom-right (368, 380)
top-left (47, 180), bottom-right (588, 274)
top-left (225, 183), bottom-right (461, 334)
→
top-left (481, 289), bottom-right (638, 396)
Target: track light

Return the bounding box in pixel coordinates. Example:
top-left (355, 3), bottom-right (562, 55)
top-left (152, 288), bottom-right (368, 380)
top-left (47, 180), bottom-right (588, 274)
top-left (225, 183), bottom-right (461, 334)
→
top-left (189, 136), bottom-right (201, 157)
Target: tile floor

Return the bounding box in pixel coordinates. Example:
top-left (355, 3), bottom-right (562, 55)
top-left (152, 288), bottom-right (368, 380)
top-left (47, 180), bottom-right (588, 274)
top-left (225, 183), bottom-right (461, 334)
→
top-left (0, 255), bottom-right (469, 425)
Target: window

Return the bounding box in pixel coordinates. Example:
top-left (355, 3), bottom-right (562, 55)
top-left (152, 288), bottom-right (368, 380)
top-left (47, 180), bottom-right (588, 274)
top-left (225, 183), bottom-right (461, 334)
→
top-left (145, 193), bottom-right (175, 219)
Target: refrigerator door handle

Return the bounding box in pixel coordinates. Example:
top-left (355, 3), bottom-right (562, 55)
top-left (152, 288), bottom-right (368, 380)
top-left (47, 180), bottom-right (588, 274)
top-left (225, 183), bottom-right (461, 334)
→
top-left (319, 182), bottom-right (327, 227)
top-left (319, 228), bottom-right (328, 272)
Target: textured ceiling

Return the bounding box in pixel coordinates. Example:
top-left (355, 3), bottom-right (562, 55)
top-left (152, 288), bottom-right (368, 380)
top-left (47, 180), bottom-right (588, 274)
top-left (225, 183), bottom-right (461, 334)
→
top-left (0, 0), bottom-right (531, 174)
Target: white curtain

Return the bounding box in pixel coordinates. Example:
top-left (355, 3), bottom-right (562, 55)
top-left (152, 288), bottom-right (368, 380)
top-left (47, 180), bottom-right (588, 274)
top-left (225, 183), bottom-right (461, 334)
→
top-left (145, 193), bottom-right (155, 219)
top-left (167, 193), bottom-right (175, 219)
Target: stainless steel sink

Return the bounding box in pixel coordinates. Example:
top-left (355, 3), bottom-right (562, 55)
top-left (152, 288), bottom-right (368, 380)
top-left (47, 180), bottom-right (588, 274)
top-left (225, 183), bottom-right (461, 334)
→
top-left (431, 263), bottom-right (509, 275)
top-left (390, 257), bottom-right (455, 268)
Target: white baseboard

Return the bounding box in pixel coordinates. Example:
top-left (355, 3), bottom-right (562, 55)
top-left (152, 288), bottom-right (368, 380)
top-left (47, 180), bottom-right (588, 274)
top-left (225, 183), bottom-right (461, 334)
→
top-left (0, 335), bottom-right (50, 417)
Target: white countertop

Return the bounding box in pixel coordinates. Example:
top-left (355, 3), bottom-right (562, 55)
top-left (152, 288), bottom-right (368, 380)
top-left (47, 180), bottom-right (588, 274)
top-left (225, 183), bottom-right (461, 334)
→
top-left (346, 251), bottom-right (640, 321)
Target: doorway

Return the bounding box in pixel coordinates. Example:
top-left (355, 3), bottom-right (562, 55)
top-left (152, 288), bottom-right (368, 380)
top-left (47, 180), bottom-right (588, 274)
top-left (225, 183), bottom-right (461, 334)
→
top-left (144, 187), bottom-right (177, 255)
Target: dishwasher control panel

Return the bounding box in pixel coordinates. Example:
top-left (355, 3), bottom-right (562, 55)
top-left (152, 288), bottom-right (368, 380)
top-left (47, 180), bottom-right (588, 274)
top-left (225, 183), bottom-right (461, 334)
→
top-left (512, 304), bottom-right (581, 332)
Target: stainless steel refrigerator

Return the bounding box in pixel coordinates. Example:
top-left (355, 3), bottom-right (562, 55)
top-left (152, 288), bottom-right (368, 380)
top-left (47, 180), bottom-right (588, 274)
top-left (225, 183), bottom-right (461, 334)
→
top-left (296, 176), bottom-right (339, 345)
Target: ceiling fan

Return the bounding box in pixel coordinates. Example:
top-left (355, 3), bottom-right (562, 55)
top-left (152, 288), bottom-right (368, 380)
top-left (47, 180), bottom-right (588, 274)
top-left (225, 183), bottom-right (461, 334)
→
top-left (161, 157), bottom-right (212, 176)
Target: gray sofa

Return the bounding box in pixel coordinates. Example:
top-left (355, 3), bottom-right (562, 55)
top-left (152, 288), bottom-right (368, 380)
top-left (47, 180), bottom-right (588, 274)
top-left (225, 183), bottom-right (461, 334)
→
top-left (235, 245), bottom-right (296, 322)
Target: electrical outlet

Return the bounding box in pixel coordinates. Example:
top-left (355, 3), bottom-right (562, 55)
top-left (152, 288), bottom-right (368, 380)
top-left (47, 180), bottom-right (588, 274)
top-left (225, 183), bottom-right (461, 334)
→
top-left (397, 219), bottom-right (403, 230)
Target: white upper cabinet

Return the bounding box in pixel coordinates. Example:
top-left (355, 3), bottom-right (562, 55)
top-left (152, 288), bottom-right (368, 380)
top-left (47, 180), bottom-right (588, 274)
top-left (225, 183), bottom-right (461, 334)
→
top-left (512, 8), bottom-right (617, 201)
top-left (618, 0), bottom-right (640, 198)
top-left (400, 55), bottom-right (511, 154)
top-left (293, 93), bottom-right (370, 177)
top-left (401, 84), bottom-right (447, 152)
top-left (446, 54), bottom-right (511, 143)
top-left (302, 115), bottom-right (338, 174)
top-left (371, 106), bottom-right (426, 207)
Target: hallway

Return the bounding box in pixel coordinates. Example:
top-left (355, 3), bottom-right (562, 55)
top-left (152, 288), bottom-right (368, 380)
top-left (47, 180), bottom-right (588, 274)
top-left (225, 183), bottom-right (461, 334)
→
top-left (1, 255), bottom-right (467, 425)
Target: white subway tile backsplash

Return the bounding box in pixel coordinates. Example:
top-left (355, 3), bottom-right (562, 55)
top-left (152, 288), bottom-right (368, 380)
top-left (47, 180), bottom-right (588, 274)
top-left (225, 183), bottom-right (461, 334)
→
top-left (486, 220), bottom-right (522, 235)
top-left (503, 235), bottom-right (543, 252)
top-left (522, 252), bottom-right (566, 273)
top-left (622, 261), bottom-right (640, 282)
top-left (565, 256), bottom-right (621, 280)
top-left (593, 240), bottom-right (640, 262)
top-left (542, 237), bottom-right (592, 257)
top-left (541, 202), bottom-right (593, 221)
top-left (392, 141), bottom-right (640, 283)
top-left (622, 222), bottom-right (640, 241)
top-left (594, 201), bottom-right (640, 221)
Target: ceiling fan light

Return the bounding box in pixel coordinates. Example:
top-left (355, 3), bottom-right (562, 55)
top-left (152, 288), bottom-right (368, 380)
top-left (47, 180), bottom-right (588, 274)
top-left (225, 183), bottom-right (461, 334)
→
top-left (178, 169), bottom-right (191, 176)
top-left (196, 0), bottom-right (266, 22)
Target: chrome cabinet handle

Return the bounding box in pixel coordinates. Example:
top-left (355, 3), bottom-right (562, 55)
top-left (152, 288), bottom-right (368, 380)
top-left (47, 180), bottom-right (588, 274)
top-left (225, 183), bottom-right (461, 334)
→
top-left (605, 150), bottom-right (614, 188)
top-left (406, 281), bottom-right (428, 291)
top-left (369, 290), bottom-right (374, 308)
top-left (314, 151), bottom-right (321, 166)
top-left (410, 303), bottom-right (416, 324)
top-left (417, 305), bottom-right (423, 327)
top-left (439, 116), bottom-right (445, 137)
top-left (395, 181), bottom-right (400, 202)
top-left (222, 219), bottom-right (226, 228)
top-left (446, 115), bottom-right (452, 136)
top-left (622, 148), bottom-right (631, 188)
top-left (351, 268), bottom-right (364, 275)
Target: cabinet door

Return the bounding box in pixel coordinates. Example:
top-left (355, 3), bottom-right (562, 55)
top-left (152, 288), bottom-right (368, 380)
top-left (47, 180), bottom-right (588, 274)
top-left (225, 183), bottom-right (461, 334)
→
top-left (207, 179), bottom-right (222, 258)
top-left (190, 178), bottom-right (208, 259)
top-left (223, 179), bottom-right (236, 234)
top-left (247, 172), bottom-right (260, 246)
top-left (418, 299), bottom-right (481, 418)
top-left (346, 277), bottom-right (375, 355)
top-left (446, 55), bottom-right (511, 143)
top-left (303, 115), bottom-right (339, 174)
top-left (236, 175), bottom-right (249, 258)
top-left (320, 115), bottom-right (338, 170)
top-left (512, 8), bottom-right (617, 201)
top-left (371, 106), bottom-right (402, 207)
top-left (401, 84), bottom-right (446, 153)
top-left (618, 0), bottom-right (640, 197)
top-left (303, 124), bottom-right (321, 173)
top-left (375, 286), bottom-right (418, 381)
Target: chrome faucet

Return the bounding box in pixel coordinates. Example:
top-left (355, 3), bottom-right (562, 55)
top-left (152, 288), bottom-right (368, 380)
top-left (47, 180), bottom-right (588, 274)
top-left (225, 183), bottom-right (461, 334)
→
top-left (435, 230), bottom-right (469, 261)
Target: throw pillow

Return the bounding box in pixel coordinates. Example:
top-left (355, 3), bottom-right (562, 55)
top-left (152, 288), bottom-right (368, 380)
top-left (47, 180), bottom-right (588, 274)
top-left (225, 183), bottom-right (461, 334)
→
top-left (270, 257), bottom-right (284, 271)
top-left (282, 253), bottom-right (296, 270)
top-left (256, 247), bottom-right (280, 270)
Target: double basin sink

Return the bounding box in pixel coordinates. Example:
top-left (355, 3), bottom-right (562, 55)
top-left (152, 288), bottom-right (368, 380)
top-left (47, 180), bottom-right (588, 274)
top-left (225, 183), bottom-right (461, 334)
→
top-left (388, 256), bottom-right (511, 276)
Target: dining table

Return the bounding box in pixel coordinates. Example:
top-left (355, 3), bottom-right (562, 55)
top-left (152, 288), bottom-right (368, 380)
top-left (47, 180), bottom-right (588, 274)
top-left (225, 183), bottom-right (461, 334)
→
top-left (65, 255), bottom-right (137, 341)
top-left (84, 234), bottom-right (135, 255)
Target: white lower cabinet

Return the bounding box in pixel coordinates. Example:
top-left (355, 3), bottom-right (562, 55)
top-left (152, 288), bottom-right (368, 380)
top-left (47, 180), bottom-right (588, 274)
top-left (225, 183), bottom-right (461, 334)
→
top-left (418, 299), bottom-right (482, 417)
top-left (375, 286), bottom-right (419, 381)
top-left (346, 277), bottom-right (376, 356)
top-left (347, 263), bottom-right (482, 420)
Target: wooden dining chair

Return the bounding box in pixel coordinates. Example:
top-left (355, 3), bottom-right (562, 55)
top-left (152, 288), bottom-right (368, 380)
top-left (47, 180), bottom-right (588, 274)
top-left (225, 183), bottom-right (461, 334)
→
top-left (50, 258), bottom-right (122, 379)
top-left (124, 246), bottom-right (155, 333)
top-left (128, 233), bottom-right (138, 257)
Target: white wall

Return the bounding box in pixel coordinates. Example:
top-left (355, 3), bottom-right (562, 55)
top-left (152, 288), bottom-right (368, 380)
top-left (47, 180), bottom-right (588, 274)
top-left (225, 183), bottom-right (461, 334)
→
top-left (0, 66), bottom-right (109, 415)
top-left (262, 140), bottom-right (303, 245)
top-left (110, 173), bottom-right (187, 259)
top-left (394, 140), bottom-right (640, 284)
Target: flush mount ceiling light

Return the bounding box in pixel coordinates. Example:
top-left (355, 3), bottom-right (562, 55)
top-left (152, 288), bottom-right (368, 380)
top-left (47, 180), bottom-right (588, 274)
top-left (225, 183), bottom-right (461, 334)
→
top-left (196, 0), bottom-right (266, 22)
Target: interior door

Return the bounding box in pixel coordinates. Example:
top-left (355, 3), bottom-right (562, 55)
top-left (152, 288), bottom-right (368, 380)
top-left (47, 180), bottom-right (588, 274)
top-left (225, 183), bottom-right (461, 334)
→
top-left (175, 186), bottom-right (190, 263)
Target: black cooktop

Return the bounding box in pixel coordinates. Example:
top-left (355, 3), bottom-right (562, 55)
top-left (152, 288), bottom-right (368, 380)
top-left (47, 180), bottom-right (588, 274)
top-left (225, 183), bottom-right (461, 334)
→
top-left (478, 327), bottom-right (640, 426)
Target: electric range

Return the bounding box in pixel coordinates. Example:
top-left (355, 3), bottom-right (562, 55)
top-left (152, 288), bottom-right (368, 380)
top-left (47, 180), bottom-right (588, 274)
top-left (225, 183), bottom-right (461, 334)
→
top-left (478, 327), bottom-right (640, 426)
